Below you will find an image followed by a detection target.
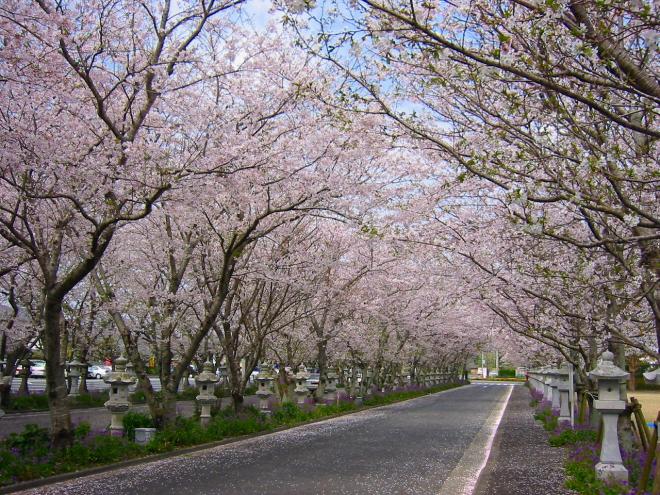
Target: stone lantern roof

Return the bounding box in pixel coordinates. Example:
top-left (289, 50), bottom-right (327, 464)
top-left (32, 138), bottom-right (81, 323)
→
top-left (104, 356), bottom-right (136, 386)
top-left (196, 361), bottom-right (220, 386)
top-left (295, 364), bottom-right (309, 381)
top-left (257, 364), bottom-right (273, 381)
top-left (588, 351), bottom-right (629, 381)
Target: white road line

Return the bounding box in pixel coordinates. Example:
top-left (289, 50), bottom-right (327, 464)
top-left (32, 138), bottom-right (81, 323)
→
top-left (437, 385), bottom-right (513, 495)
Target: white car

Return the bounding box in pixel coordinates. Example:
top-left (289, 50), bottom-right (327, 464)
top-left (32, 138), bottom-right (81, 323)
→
top-left (87, 364), bottom-right (112, 379)
top-left (29, 360), bottom-right (46, 378)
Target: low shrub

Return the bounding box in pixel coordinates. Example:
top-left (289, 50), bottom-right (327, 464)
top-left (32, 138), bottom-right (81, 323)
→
top-left (0, 423), bottom-right (144, 486)
top-left (130, 389), bottom-right (147, 403)
top-left (271, 401), bottom-right (309, 425)
top-left (564, 443), bottom-right (651, 495)
top-left (498, 368), bottom-right (516, 378)
top-left (6, 394), bottom-right (49, 411)
top-left (148, 416), bottom-right (211, 452)
top-left (533, 401), bottom-right (559, 431)
top-left (5, 424), bottom-right (50, 457)
top-left (549, 427), bottom-right (598, 447)
top-left (72, 392), bottom-right (108, 408)
top-left (122, 412), bottom-right (155, 441)
top-left (526, 386), bottom-right (651, 494)
top-left (176, 387), bottom-right (199, 401)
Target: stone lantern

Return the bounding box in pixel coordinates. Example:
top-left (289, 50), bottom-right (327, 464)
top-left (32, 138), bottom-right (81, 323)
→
top-left (67, 358), bottom-right (85, 397)
top-left (104, 355), bottom-right (136, 435)
top-left (528, 369), bottom-right (540, 393)
top-left (256, 365), bottom-right (274, 413)
top-left (325, 370), bottom-right (338, 403)
top-left (589, 351), bottom-right (629, 482)
top-left (195, 360), bottom-right (220, 427)
top-left (541, 367), bottom-right (552, 402)
top-left (402, 366), bottom-right (411, 387)
top-left (365, 368), bottom-right (374, 395)
top-left (217, 363), bottom-right (228, 388)
top-left (283, 367), bottom-right (296, 403)
top-left (294, 364), bottom-right (310, 405)
top-left (547, 368), bottom-right (561, 410)
top-left (556, 365), bottom-right (571, 422)
top-left (643, 367), bottom-right (660, 385)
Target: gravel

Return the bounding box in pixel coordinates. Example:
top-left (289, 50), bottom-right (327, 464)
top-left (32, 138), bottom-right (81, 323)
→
top-left (474, 385), bottom-right (576, 495)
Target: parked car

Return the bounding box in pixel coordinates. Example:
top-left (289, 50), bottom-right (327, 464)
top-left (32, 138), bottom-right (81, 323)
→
top-left (306, 372), bottom-right (320, 391)
top-left (87, 364), bottom-right (112, 379)
top-left (30, 360), bottom-right (46, 378)
top-left (14, 360), bottom-right (46, 377)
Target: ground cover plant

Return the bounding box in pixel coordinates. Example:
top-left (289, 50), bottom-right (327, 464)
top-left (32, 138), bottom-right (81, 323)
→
top-left (0, 383), bottom-right (462, 486)
top-left (529, 387), bottom-right (653, 494)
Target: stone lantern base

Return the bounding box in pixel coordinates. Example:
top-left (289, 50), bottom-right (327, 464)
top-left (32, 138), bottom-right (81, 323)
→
top-left (105, 402), bottom-right (129, 435)
top-left (596, 462), bottom-right (628, 482)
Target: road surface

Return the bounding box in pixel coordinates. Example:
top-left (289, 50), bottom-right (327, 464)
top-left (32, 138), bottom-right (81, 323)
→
top-left (14, 383), bottom-right (517, 495)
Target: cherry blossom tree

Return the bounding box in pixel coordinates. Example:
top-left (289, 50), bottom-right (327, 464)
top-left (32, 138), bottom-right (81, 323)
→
top-left (0, 0), bottom-right (246, 446)
top-left (281, 0), bottom-right (659, 362)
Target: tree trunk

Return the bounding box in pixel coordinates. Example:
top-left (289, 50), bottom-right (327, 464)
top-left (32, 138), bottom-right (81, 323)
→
top-left (1, 349), bottom-right (23, 407)
top-left (277, 365), bottom-right (290, 403)
top-left (315, 339), bottom-right (327, 401)
top-left (43, 297), bottom-right (72, 449)
top-left (18, 363), bottom-right (30, 396)
top-left (226, 350), bottom-right (245, 413)
top-left (79, 360), bottom-right (89, 395)
top-left (232, 391), bottom-right (244, 412)
top-left (161, 383), bottom-right (178, 426)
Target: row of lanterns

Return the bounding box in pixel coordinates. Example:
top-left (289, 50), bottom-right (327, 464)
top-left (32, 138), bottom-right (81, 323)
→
top-left (528, 352), bottom-right (630, 482)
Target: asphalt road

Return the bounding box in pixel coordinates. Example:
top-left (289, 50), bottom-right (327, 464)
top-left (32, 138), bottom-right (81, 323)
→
top-left (15, 383), bottom-right (516, 495)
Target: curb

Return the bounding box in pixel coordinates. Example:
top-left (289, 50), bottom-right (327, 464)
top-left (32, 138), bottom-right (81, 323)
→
top-left (0, 384), bottom-right (467, 494)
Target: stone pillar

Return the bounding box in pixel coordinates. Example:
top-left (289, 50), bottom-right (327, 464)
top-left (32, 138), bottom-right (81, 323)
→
top-left (549, 368), bottom-right (561, 410)
top-left (557, 365), bottom-right (571, 423)
top-left (218, 363), bottom-right (228, 389)
top-left (67, 358), bottom-right (84, 397)
top-left (589, 351), bottom-right (629, 482)
top-left (365, 368), bottom-right (373, 396)
top-left (542, 369), bottom-right (552, 402)
top-left (294, 364), bottom-right (309, 405)
top-left (104, 356), bottom-right (136, 435)
top-left (195, 360), bottom-right (220, 427)
top-left (256, 365), bottom-right (274, 413)
top-left (532, 371), bottom-right (542, 393)
top-left (325, 370), bottom-right (337, 403)
top-left (527, 370), bottom-right (537, 391)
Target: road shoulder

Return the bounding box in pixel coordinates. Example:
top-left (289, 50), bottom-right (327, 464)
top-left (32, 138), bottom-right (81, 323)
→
top-left (473, 385), bottom-right (575, 495)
